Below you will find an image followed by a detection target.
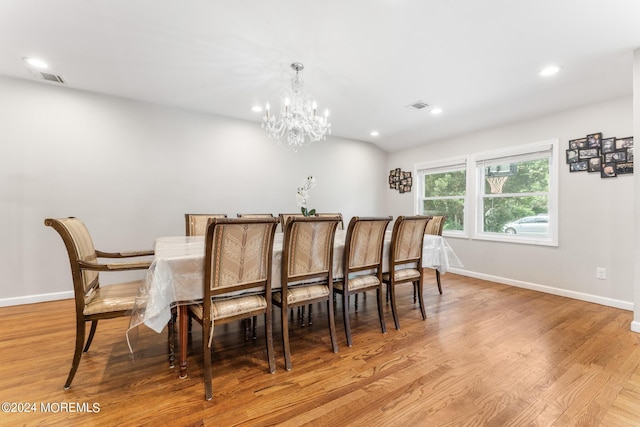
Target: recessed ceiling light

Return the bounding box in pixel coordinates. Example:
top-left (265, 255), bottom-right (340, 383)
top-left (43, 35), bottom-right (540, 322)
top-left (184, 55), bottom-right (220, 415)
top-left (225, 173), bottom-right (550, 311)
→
top-left (24, 57), bottom-right (48, 69)
top-left (430, 107), bottom-right (443, 115)
top-left (251, 105), bottom-right (263, 113)
top-left (539, 65), bottom-right (560, 77)
top-left (370, 130), bottom-right (379, 137)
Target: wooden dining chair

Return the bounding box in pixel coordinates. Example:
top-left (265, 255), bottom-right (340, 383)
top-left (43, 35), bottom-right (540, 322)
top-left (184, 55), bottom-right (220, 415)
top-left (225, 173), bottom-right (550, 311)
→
top-left (278, 213), bottom-right (307, 231)
top-left (188, 217), bottom-right (278, 400)
top-left (237, 213), bottom-right (275, 218)
top-left (334, 216), bottom-right (392, 346)
top-left (315, 213), bottom-right (344, 230)
top-left (382, 215), bottom-right (431, 330)
top-left (44, 217), bottom-right (153, 390)
top-left (425, 215), bottom-right (446, 295)
top-left (273, 216), bottom-right (340, 371)
top-left (177, 214), bottom-right (230, 356)
top-left (185, 213), bottom-right (227, 236)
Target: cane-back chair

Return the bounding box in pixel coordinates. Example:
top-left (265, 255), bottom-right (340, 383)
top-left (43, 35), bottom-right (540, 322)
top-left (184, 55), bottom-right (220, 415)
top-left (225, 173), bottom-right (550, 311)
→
top-left (382, 215), bottom-right (431, 330)
top-left (237, 213), bottom-right (275, 218)
top-left (44, 217), bottom-right (153, 389)
top-left (315, 213), bottom-right (345, 230)
top-left (185, 213), bottom-right (227, 236)
top-left (272, 216), bottom-right (340, 370)
top-left (425, 215), bottom-right (446, 294)
top-left (334, 216), bottom-right (392, 346)
top-left (188, 217), bottom-right (278, 400)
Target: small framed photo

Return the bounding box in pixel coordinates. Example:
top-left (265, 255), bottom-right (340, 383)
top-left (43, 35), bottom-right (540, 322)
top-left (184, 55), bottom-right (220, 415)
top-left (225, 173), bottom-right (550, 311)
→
top-left (616, 162), bottom-right (634, 175)
top-left (616, 136), bottom-right (634, 150)
top-left (587, 157), bottom-right (601, 172)
top-left (601, 137), bottom-right (616, 154)
top-left (569, 161), bottom-right (588, 172)
top-left (604, 150), bottom-right (627, 163)
top-left (566, 149), bottom-right (579, 163)
top-left (587, 132), bottom-right (602, 149)
top-left (578, 148), bottom-right (599, 159)
top-left (569, 138), bottom-right (587, 149)
top-left (601, 163), bottom-right (617, 178)
top-left (627, 147), bottom-right (634, 162)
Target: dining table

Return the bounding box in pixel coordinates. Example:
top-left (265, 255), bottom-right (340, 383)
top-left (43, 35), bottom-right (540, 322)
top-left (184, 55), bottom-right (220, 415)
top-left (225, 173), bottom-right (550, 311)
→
top-left (127, 229), bottom-right (463, 378)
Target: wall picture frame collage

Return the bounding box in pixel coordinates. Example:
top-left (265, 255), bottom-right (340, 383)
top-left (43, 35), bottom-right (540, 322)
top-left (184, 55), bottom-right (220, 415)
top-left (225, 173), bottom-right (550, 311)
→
top-left (389, 168), bottom-right (412, 193)
top-left (566, 132), bottom-right (633, 178)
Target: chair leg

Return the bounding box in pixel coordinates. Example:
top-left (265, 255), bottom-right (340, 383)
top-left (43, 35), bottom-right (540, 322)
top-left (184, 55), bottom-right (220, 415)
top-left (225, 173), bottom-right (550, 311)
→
top-left (281, 306), bottom-right (292, 371)
top-left (436, 270), bottom-right (443, 294)
top-left (263, 312), bottom-right (275, 374)
top-left (252, 315), bottom-right (258, 340)
top-left (308, 304), bottom-right (313, 325)
top-left (355, 293), bottom-right (359, 311)
top-left (389, 282), bottom-right (400, 330)
top-left (327, 298), bottom-right (338, 354)
top-left (343, 292), bottom-right (353, 347)
top-left (241, 318), bottom-right (251, 341)
top-left (65, 319), bottom-right (86, 390)
top-left (417, 280), bottom-right (427, 320)
top-left (376, 287), bottom-right (386, 334)
top-left (83, 320), bottom-right (98, 352)
top-left (413, 283), bottom-right (417, 304)
top-left (203, 320), bottom-right (213, 400)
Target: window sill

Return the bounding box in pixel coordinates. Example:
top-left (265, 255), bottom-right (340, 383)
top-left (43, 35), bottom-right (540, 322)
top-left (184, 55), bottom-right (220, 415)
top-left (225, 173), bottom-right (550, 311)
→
top-left (472, 232), bottom-right (558, 247)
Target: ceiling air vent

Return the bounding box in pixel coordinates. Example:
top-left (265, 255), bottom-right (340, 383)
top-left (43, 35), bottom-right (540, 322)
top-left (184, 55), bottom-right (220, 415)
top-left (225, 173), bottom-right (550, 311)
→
top-left (406, 100), bottom-right (429, 110)
top-left (39, 72), bottom-right (65, 84)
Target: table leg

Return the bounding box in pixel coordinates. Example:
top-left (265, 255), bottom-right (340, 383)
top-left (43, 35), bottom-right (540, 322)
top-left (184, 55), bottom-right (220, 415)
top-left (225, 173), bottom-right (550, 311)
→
top-left (179, 305), bottom-right (188, 378)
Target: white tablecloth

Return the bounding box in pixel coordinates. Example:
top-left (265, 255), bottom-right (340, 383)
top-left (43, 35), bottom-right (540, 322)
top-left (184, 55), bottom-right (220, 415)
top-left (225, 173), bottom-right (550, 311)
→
top-left (127, 230), bottom-right (463, 338)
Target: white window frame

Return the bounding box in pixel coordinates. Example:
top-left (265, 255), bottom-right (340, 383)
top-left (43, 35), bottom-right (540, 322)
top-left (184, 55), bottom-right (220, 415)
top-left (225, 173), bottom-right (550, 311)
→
top-left (412, 139), bottom-right (559, 246)
top-left (414, 156), bottom-right (469, 238)
top-left (471, 139), bottom-right (559, 246)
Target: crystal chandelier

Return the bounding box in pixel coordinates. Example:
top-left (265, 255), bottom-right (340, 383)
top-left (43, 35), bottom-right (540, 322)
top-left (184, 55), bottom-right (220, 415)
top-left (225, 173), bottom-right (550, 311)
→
top-left (262, 63), bottom-right (331, 150)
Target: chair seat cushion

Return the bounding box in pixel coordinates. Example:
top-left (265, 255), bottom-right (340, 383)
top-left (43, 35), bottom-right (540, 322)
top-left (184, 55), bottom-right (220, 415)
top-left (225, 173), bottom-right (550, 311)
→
top-left (382, 268), bottom-right (421, 283)
top-left (190, 295), bottom-right (267, 321)
top-left (334, 275), bottom-right (380, 292)
top-left (83, 281), bottom-right (139, 315)
top-left (273, 284), bottom-right (329, 305)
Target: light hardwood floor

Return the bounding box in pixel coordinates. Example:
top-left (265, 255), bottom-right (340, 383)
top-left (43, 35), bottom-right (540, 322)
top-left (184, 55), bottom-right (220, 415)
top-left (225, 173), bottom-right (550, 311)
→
top-left (2, 272), bottom-right (640, 426)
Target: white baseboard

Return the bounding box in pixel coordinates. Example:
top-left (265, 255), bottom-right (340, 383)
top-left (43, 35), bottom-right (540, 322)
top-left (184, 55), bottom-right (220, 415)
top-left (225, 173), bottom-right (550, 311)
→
top-left (0, 291), bottom-right (73, 307)
top-left (1, 269), bottom-right (635, 315)
top-left (447, 268), bottom-right (634, 312)
top-left (631, 321), bottom-right (640, 333)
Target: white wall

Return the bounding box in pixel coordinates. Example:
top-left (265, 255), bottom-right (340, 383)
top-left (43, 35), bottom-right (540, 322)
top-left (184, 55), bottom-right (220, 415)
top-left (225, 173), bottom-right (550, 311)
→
top-left (0, 76), bottom-right (387, 304)
top-left (388, 96), bottom-right (634, 309)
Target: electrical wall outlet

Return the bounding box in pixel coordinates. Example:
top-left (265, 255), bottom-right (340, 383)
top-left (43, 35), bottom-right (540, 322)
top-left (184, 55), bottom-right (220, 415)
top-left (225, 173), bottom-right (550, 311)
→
top-left (596, 267), bottom-right (607, 280)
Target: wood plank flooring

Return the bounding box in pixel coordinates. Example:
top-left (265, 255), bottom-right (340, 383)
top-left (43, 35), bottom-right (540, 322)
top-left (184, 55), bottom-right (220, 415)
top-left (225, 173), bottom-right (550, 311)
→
top-left (2, 272), bottom-right (640, 426)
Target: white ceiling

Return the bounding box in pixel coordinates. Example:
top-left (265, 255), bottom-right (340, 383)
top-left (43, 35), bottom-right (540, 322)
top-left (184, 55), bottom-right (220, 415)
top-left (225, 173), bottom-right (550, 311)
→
top-left (1, 1), bottom-right (639, 152)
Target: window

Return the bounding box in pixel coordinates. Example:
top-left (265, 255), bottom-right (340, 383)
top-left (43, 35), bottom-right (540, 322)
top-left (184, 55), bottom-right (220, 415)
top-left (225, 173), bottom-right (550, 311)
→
top-left (474, 140), bottom-right (558, 245)
top-left (416, 157), bottom-right (467, 236)
top-left (413, 139), bottom-right (558, 246)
